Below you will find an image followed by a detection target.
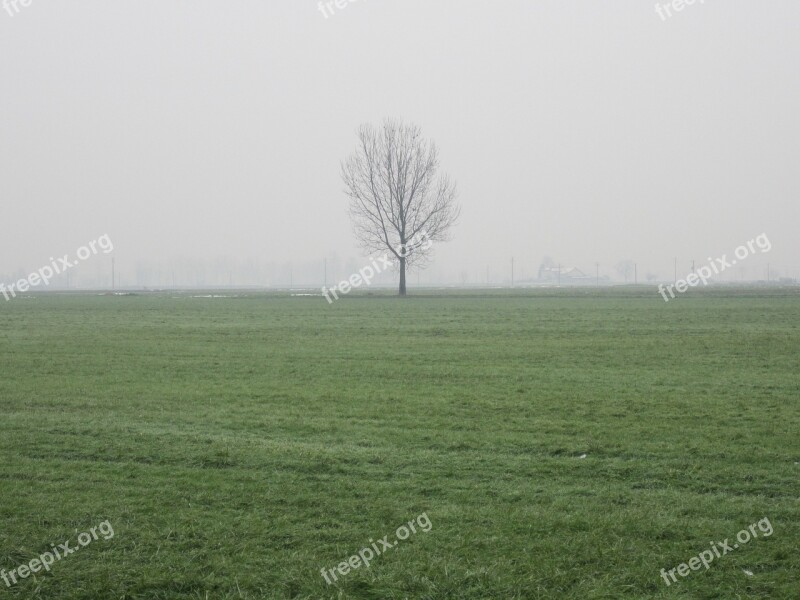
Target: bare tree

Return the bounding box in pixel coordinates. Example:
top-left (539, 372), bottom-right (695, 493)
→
top-left (341, 119), bottom-right (460, 296)
top-left (615, 260), bottom-right (635, 284)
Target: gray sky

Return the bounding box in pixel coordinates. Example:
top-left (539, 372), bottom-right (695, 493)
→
top-left (1, 0), bottom-right (798, 285)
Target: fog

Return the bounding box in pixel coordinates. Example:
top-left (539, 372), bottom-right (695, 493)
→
top-left (1, 0), bottom-right (798, 287)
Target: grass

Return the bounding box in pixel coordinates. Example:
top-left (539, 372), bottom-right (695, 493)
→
top-left (0, 287), bottom-right (798, 599)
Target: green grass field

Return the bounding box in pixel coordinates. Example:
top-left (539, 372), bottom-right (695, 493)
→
top-left (0, 288), bottom-right (798, 599)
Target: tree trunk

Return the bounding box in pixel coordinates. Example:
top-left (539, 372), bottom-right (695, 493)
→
top-left (399, 257), bottom-right (407, 296)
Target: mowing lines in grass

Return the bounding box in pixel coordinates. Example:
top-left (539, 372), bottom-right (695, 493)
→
top-left (660, 517), bottom-right (773, 586)
top-left (320, 513), bottom-right (432, 585)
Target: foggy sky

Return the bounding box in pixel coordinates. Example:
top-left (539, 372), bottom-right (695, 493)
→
top-left (1, 0), bottom-right (798, 286)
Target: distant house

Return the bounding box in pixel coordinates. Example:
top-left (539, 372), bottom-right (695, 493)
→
top-left (538, 265), bottom-right (592, 283)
